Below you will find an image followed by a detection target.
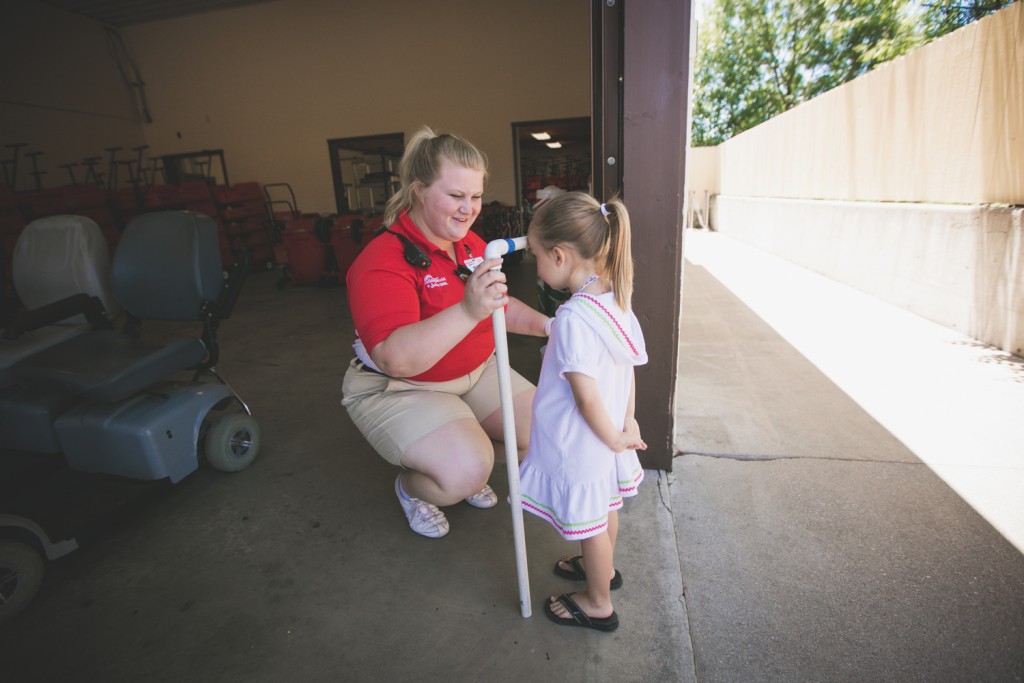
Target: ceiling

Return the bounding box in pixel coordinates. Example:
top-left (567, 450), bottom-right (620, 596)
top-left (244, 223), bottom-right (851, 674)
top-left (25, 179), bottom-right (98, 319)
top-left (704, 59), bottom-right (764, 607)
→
top-left (39, 0), bottom-right (278, 27)
top-left (516, 119), bottom-right (591, 151)
top-left (515, 117), bottom-right (591, 167)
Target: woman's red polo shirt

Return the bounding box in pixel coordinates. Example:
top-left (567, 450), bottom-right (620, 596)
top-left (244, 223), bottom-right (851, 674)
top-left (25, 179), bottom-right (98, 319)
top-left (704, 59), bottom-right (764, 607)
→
top-left (346, 211), bottom-right (493, 382)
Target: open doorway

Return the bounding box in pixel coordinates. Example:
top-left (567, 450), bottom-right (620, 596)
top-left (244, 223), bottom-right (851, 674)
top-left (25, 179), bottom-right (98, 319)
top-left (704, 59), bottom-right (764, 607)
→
top-left (512, 117), bottom-right (591, 208)
top-left (327, 133), bottom-right (405, 215)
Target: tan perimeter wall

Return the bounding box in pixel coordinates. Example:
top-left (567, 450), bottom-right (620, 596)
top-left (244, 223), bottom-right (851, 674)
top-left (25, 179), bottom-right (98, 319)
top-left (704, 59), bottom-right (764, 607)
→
top-left (3, 0), bottom-right (590, 212)
top-left (695, 3), bottom-right (1024, 355)
top-left (718, 1), bottom-right (1023, 205)
top-left (713, 198), bottom-right (1024, 355)
top-left (684, 146), bottom-right (719, 227)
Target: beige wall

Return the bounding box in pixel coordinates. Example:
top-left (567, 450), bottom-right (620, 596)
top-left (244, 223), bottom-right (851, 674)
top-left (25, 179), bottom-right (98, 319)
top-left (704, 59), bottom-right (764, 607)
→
top-left (714, 197), bottom-right (1024, 354)
top-left (1, 2), bottom-right (146, 189)
top-left (124, 0), bottom-right (590, 212)
top-left (684, 146), bottom-right (719, 227)
top-left (717, 1), bottom-right (1023, 205)
top-left (2, 0), bottom-right (589, 210)
top-left (701, 3), bottom-right (1024, 354)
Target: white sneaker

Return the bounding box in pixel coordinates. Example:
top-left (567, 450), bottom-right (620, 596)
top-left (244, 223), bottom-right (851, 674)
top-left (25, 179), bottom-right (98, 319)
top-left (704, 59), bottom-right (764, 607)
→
top-left (395, 476), bottom-right (449, 538)
top-left (465, 484), bottom-right (498, 509)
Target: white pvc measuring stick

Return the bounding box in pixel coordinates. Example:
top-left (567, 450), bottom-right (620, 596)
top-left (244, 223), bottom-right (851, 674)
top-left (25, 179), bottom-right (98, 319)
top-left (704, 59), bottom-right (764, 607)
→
top-left (484, 236), bottom-right (531, 618)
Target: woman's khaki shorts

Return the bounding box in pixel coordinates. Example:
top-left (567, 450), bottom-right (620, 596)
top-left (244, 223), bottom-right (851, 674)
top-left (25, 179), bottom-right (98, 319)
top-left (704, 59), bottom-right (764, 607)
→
top-left (341, 355), bottom-right (534, 466)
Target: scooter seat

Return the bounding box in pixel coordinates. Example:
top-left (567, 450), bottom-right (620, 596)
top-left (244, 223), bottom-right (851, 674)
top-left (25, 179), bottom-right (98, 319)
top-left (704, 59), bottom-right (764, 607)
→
top-left (0, 327), bottom-right (84, 387)
top-left (1, 215), bottom-right (119, 388)
top-left (10, 331), bottom-right (206, 403)
top-left (10, 211), bottom-right (225, 400)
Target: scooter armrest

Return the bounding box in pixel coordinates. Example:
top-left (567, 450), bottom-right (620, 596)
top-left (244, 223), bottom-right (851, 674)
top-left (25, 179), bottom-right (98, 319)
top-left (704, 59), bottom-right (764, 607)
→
top-left (2, 293), bottom-right (112, 340)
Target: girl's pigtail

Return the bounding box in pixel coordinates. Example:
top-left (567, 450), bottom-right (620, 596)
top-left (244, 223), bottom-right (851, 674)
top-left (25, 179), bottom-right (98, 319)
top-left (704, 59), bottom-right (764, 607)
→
top-left (603, 198), bottom-right (633, 310)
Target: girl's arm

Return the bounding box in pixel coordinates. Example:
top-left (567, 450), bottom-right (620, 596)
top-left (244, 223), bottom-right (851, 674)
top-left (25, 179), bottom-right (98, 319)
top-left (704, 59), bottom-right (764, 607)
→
top-left (566, 371), bottom-right (647, 453)
top-left (622, 369), bottom-right (642, 446)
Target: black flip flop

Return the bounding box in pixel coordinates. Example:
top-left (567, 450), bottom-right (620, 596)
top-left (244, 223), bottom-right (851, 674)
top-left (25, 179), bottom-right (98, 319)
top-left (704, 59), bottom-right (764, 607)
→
top-left (553, 555), bottom-right (623, 590)
top-left (543, 594), bottom-right (619, 632)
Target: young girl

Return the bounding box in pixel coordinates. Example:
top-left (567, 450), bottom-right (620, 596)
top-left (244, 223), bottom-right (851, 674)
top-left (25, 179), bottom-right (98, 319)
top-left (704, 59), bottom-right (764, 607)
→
top-left (518, 192), bottom-right (648, 632)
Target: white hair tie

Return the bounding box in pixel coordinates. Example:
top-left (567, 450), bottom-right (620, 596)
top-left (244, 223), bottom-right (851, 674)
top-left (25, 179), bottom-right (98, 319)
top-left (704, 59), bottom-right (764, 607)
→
top-left (599, 203), bottom-right (610, 217)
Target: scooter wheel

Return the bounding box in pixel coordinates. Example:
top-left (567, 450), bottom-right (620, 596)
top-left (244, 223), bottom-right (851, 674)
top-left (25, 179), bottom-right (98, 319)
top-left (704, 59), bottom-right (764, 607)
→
top-left (0, 541), bottom-right (45, 626)
top-left (204, 413), bottom-right (261, 473)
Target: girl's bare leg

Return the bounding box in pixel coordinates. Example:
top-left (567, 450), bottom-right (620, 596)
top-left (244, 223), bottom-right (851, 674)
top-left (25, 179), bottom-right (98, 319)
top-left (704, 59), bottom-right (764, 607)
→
top-left (557, 509), bottom-right (620, 578)
top-left (608, 509), bottom-right (619, 556)
top-left (548, 530), bottom-right (615, 619)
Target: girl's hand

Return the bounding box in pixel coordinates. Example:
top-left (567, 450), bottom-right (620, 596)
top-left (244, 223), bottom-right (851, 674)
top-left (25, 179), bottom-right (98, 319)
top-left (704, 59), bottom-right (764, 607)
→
top-left (615, 417), bottom-right (646, 453)
top-left (460, 257), bottom-right (508, 321)
top-left (566, 371), bottom-right (648, 453)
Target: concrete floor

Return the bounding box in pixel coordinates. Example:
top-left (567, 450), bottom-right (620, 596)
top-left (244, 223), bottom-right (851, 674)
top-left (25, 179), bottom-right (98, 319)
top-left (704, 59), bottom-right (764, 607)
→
top-left (673, 239), bottom-right (1024, 682)
top-left (2, 232), bottom-right (1022, 682)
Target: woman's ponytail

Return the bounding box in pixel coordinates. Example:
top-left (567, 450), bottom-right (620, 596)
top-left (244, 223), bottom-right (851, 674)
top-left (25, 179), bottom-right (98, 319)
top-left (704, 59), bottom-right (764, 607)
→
top-left (384, 127), bottom-right (435, 226)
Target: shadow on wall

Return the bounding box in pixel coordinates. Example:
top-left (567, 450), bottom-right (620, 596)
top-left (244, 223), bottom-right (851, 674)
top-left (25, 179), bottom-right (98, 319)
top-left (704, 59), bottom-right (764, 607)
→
top-left (972, 208), bottom-right (1024, 357)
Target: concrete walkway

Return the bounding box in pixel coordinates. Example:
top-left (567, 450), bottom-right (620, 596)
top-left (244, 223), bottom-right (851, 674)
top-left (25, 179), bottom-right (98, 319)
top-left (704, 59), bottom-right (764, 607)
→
top-left (2, 250), bottom-right (692, 682)
top-left (3, 231), bottom-right (1022, 682)
top-left (673, 229), bottom-right (1024, 681)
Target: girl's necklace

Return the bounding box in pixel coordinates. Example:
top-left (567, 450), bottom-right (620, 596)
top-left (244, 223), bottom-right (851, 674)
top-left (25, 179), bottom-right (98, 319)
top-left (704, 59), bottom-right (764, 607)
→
top-left (576, 274), bottom-right (600, 294)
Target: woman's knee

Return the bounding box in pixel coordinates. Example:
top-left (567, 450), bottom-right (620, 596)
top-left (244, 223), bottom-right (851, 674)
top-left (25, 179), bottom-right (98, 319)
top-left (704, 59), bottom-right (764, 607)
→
top-left (441, 460), bottom-right (491, 499)
top-left (402, 420), bottom-right (494, 500)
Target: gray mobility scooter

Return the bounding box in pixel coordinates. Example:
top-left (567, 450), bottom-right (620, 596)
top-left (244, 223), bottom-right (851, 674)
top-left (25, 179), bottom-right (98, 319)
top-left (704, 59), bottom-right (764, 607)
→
top-left (0, 211), bottom-right (260, 624)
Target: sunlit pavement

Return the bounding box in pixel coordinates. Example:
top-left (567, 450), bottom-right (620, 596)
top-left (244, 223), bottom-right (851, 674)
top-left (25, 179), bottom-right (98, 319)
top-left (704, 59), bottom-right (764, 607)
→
top-left (683, 228), bottom-right (1024, 554)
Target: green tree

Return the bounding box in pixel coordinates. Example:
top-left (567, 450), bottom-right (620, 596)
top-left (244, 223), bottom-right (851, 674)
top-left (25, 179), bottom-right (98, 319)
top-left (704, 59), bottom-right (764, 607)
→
top-left (919, 0), bottom-right (1016, 39)
top-left (692, 0), bottom-right (921, 146)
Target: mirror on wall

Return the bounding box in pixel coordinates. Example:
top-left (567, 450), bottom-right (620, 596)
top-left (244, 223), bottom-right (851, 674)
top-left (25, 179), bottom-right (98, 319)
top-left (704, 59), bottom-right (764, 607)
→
top-left (327, 133), bottom-right (405, 214)
top-left (512, 117), bottom-right (591, 208)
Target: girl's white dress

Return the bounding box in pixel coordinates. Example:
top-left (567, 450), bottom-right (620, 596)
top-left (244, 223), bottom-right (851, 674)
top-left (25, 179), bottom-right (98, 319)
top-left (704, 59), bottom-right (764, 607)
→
top-left (518, 290), bottom-right (648, 540)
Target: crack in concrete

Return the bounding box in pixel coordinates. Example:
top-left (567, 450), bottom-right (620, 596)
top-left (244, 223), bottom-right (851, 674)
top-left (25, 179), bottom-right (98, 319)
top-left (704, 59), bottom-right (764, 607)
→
top-left (654, 469), bottom-right (673, 515)
top-left (659, 471), bottom-right (700, 683)
top-left (675, 450), bottom-right (922, 465)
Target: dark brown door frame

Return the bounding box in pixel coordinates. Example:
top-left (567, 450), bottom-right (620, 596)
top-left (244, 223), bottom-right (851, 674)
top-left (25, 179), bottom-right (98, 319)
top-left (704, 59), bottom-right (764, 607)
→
top-left (592, 0), bottom-right (691, 471)
top-left (591, 0), bottom-right (622, 199)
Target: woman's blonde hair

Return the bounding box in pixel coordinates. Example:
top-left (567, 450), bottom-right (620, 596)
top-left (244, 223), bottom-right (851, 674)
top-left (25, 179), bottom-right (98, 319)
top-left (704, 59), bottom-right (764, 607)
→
top-left (383, 126), bottom-right (488, 226)
top-left (529, 192), bottom-right (634, 310)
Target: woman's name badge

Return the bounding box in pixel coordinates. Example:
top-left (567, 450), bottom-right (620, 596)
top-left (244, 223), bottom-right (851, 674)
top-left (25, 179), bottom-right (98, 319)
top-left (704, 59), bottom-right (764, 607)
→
top-left (464, 257), bottom-right (484, 272)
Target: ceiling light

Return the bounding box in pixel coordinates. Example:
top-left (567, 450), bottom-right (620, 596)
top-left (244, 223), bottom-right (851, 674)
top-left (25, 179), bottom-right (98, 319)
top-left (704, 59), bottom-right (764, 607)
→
top-left (531, 132), bottom-right (551, 141)
top-left (546, 141), bottom-right (562, 149)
